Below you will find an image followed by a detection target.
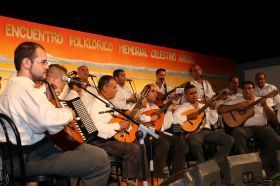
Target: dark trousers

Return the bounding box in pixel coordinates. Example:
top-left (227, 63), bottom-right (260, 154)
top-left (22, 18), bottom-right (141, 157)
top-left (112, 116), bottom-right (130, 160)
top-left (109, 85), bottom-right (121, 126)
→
top-left (3, 139), bottom-right (110, 186)
top-left (187, 129), bottom-right (234, 163)
top-left (145, 132), bottom-right (186, 177)
top-left (231, 125), bottom-right (280, 177)
top-left (90, 139), bottom-right (147, 179)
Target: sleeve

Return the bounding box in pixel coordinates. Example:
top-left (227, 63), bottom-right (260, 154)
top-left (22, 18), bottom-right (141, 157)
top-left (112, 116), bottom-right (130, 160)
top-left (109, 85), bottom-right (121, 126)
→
top-left (205, 107), bottom-right (218, 125)
top-left (173, 104), bottom-right (188, 125)
top-left (162, 111), bottom-right (173, 130)
top-left (19, 89), bottom-right (73, 134)
top-left (88, 104), bottom-right (120, 139)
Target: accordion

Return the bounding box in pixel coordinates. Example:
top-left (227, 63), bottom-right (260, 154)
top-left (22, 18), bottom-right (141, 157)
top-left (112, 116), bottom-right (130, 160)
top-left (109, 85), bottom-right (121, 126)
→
top-left (62, 97), bottom-right (98, 142)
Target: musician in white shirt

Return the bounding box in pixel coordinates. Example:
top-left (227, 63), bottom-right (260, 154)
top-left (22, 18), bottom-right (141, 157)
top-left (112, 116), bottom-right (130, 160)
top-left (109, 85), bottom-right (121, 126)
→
top-left (87, 75), bottom-right (145, 183)
top-left (218, 81), bottom-right (280, 177)
top-left (138, 84), bottom-right (186, 181)
top-left (77, 65), bottom-right (98, 109)
top-left (154, 68), bottom-right (173, 105)
top-left (0, 42), bottom-right (110, 186)
top-left (255, 72), bottom-right (280, 107)
top-left (173, 83), bottom-right (234, 165)
top-left (110, 69), bottom-right (136, 110)
top-left (189, 64), bottom-right (215, 104)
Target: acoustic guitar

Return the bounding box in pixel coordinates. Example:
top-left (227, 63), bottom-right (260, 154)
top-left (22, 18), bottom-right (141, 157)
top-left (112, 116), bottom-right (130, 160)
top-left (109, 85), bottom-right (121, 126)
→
top-left (181, 89), bottom-right (237, 132)
top-left (109, 86), bottom-right (150, 143)
top-left (155, 81), bottom-right (189, 107)
top-left (141, 93), bottom-right (183, 131)
top-left (223, 90), bottom-right (278, 128)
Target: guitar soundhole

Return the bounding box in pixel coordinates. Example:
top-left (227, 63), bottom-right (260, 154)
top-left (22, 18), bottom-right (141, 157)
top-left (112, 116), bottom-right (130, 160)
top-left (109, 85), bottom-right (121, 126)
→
top-left (120, 134), bottom-right (125, 138)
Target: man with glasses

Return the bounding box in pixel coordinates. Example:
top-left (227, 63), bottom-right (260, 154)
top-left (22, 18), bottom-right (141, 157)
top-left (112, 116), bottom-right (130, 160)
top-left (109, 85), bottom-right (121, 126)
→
top-left (0, 42), bottom-right (110, 186)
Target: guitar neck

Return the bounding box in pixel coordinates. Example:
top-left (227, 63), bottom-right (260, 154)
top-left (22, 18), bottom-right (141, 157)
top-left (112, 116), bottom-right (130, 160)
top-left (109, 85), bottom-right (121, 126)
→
top-left (158, 94), bottom-right (182, 114)
top-left (196, 101), bottom-right (212, 115)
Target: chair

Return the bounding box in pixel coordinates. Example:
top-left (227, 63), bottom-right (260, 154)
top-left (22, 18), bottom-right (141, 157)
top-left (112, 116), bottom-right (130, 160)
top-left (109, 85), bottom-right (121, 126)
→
top-left (0, 113), bottom-right (71, 186)
top-left (108, 155), bottom-right (122, 186)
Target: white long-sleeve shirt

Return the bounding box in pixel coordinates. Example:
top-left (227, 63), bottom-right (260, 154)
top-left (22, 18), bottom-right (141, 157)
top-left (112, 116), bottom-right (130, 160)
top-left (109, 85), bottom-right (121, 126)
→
top-left (190, 79), bottom-right (215, 101)
top-left (87, 95), bottom-right (120, 139)
top-left (0, 76), bottom-right (73, 145)
top-left (110, 84), bottom-right (134, 110)
top-left (173, 102), bottom-right (218, 130)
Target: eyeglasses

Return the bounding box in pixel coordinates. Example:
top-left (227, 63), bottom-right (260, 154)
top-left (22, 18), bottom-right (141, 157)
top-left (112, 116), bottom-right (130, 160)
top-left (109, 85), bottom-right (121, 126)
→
top-left (38, 59), bottom-right (48, 66)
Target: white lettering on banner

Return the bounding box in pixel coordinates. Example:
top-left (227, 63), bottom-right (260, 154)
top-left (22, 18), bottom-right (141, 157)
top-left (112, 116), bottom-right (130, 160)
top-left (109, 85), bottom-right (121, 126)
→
top-left (69, 35), bottom-right (113, 52)
top-left (5, 24), bottom-right (63, 44)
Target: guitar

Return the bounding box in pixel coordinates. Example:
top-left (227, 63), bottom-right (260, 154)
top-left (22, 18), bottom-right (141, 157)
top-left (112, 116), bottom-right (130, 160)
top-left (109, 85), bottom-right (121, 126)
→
top-left (155, 81), bottom-right (189, 107)
top-left (141, 93), bottom-right (183, 131)
top-left (109, 86), bottom-right (150, 143)
top-left (45, 81), bottom-right (84, 151)
top-left (223, 90), bottom-right (279, 128)
top-left (181, 89), bottom-right (237, 132)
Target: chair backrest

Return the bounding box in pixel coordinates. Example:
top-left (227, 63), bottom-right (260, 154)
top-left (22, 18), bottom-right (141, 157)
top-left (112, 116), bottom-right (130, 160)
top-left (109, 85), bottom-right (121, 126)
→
top-left (0, 113), bottom-right (26, 185)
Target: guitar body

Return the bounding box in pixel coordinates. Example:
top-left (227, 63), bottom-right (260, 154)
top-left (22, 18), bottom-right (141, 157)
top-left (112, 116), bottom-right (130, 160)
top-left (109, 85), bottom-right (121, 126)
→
top-left (223, 108), bottom-right (255, 128)
top-left (181, 108), bottom-right (205, 132)
top-left (46, 122), bottom-right (83, 151)
top-left (141, 109), bottom-right (164, 131)
top-left (109, 112), bottom-right (138, 143)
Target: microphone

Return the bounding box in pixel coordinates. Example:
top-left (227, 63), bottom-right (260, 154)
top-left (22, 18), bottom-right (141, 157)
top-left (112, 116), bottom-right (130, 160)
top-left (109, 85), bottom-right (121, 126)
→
top-left (61, 76), bottom-right (90, 86)
top-left (126, 79), bottom-right (133, 82)
top-left (87, 74), bottom-right (96, 77)
top-left (99, 110), bottom-right (114, 114)
top-left (67, 70), bottom-right (77, 76)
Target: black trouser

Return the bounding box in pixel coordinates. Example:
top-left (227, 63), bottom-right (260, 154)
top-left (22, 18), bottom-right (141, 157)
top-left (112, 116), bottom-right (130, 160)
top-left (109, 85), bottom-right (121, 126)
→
top-left (231, 125), bottom-right (280, 177)
top-left (145, 132), bottom-right (186, 177)
top-left (187, 128), bottom-right (234, 163)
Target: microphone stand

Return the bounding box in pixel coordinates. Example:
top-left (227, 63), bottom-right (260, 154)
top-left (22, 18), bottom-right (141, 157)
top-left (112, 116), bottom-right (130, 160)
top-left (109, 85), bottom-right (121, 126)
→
top-left (200, 75), bottom-right (208, 104)
top-left (89, 76), bottom-right (98, 89)
top-left (81, 85), bottom-right (159, 186)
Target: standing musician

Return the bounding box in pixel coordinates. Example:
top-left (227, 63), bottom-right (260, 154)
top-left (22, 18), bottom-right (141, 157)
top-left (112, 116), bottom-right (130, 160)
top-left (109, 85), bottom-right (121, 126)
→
top-left (173, 83), bottom-right (234, 166)
top-left (218, 81), bottom-right (280, 177)
top-left (138, 84), bottom-right (186, 183)
top-left (110, 69), bottom-right (137, 110)
top-left (87, 75), bottom-right (145, 184)
top-left (189, 64), bottom-right (215, 104)
top-left (0, 42), bottom-right (110, 186)
top-left (255, 72), bottom-right (280, 108)
top-left (77, 65), bottom-right (98, 109)
top-left (154, 68), bottom-right (172, 105)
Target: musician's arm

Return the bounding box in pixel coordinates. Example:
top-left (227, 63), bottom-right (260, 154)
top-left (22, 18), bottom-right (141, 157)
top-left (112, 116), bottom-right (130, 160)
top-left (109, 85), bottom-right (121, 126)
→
top-left (173, 104), bottom-right (187, 125)
top-left (260, 98), bottom-right (276, 122)
top-left (162, 111), bottom-right (173, 130)
top-left (21, 88), bottom-right (73, 134)
top-left (217, 102), bottom-right (244, 114)
top-left (88, 105), bottom-right (120, 139)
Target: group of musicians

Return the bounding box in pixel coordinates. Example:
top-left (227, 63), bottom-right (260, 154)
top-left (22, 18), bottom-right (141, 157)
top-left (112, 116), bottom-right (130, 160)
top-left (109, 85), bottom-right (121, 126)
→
top-left (1, 41), bottom-right (280, 186)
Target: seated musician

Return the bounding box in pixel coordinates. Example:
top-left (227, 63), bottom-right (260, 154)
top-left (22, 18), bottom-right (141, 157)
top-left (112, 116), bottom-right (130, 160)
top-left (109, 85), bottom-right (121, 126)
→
top-left (218, 81), bottom-right (280, 178)
top-left (173, 83), bottom-right (234, 166)
top-left (138, 84), bottom-right (186, 183)
top-left (110, 69), bottom-right (137, 110)
top-left (0, 42), bottom-right (110, 186)
top-left (87, 75), bottom-right (146, 185)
